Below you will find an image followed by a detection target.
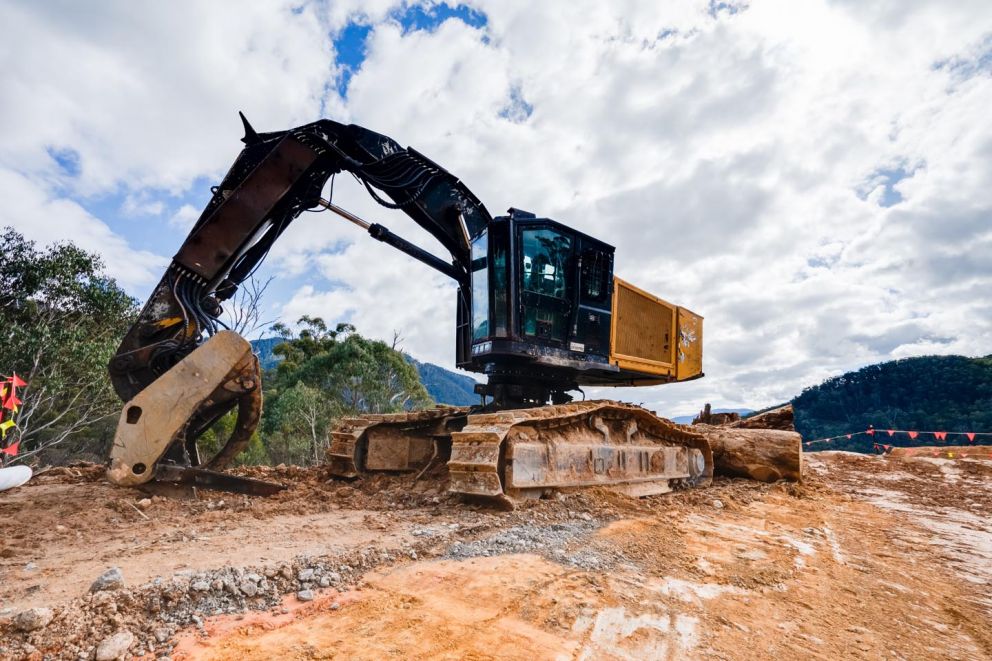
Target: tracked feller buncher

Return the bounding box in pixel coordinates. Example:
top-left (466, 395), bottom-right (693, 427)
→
top-left (107, 116), bottom-right (710, 504)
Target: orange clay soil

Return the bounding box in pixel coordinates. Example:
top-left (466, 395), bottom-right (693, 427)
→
top-left (2, 452), bottom-right (991, 660)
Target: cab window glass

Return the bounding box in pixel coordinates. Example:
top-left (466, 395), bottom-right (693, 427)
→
top-left (471, 231), bottom-right (489, 340)
top-left (521, 229), bottom-right (571, 299)
top-left (491, 233), bottom-right (508, 336)
top-left (580, 249), bottom-right (610, 303)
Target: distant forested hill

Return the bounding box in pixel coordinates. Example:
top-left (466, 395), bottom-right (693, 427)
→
top-left (405, 357), bottom-right (479, 406)
top-left (252, 337), bottom-right (283, 371)
top-left (793, 355), bottom-right (992, 451)
top-left (250, 338), bottom-right (477, 406)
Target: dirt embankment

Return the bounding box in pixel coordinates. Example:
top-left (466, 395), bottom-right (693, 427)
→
top-left (1, 453), bottom-right (991, 660)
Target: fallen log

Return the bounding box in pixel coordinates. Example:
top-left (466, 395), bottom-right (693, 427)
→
top-left (692, 403), bottom-right (741, 426)
top-left (731, 404), bottom-right (795, 431)
top-left (693, 424), bottom-right (803, 482)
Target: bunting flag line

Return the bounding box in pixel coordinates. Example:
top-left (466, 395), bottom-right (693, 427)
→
top-left (0, 373), bottom-right (24, 459)
top-left (803, 427), bottom-right (992, 448)
top-left (1, 372), bottom-right (24, 412)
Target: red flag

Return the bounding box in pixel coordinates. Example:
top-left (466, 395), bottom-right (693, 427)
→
top-left (908, 431), bottom-right (918, 440)
top-left (1, 441), bottom-right (19, 456)
top-left (2, 394), bottom-right (21, 410)
top-left (846, 434), bottom-right (852, 439)
top-left (966, 433), bottom-right (976, 443)
top-left (866, 428), bottom-right (875, 436)
top-left (887, 429), bottom-right (894, 437)
top-left (934, 431), bottom-right (947, 441)
top-left (9, 373), bottom-right (26, 388)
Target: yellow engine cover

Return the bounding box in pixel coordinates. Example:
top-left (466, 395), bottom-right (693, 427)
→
top-left (609, 277), bottom-right (703, 382)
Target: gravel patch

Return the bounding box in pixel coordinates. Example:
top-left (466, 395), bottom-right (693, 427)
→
top-left (445, 519), bottom-right (612, 570)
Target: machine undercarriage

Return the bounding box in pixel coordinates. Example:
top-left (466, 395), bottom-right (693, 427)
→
top-left (327, 401), bottom-right (712, 505)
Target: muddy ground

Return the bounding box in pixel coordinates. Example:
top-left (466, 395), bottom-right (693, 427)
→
top-left (1, 452), bottom-right (990, 660)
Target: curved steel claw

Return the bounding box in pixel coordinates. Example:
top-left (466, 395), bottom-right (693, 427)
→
top-left (107, 331), bottom-right (268, 493)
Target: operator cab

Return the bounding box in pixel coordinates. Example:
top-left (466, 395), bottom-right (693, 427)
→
top-left (464, 208), bottom-right (617, 403)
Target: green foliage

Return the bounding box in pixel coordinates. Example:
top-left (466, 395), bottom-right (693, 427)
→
top-left (0, 228), bottom-right (138, 464)
top-left (197, 411), bottom-right (270, 466)
top-left (793, 355), bottom-right (992, 452)
top-left (260, 317), bottom-right (433, 465)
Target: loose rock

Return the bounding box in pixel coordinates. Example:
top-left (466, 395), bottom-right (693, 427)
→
top-left (13, 607), bottom-right (53, 632)
top-left (95, 630), bottom-right (134, 661)
top-left (297, 589), bottom-right (315, 602)
top-left (90, 567), bottom-right (125, 593)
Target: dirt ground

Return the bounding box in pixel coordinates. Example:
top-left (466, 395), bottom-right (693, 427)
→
top-left (2, 451), bottom-right (991, 660)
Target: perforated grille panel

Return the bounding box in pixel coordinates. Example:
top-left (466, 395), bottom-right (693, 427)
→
top-left (611, 279), bottom-right (674, 368)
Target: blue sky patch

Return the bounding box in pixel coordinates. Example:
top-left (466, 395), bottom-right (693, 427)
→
top-left (393, 3), bottom-right (487, 34)
top-left (333, 4), bottom-right (489, 99)
top-left (334, 21), bottom-right (373, 97)
top-left (47, 146), bottom-right (81, 177)
top-left (932, 35), bottom-right (992, 81)
top-left (858, 165), bottom-right (919, 208)
top-left (499, 85), bottom-right (533, 123)
top-left (708, 1), bottom-right (748, 18)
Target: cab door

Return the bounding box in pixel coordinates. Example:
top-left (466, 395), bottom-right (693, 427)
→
top-left (517, 226), bottom-right (574, 346)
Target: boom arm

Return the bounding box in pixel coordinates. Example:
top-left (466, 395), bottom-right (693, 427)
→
top-left (106, 116), bottom-right (491, 488)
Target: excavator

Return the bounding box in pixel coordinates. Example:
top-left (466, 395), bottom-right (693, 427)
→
top-left (106, 116), bottom-right (710, 504)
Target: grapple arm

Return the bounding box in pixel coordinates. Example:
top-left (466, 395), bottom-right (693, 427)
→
top-left (106, 116), bottom-right (492, 489)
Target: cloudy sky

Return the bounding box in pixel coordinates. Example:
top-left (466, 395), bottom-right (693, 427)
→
top-left (2, 0), bottom-right (990, 416)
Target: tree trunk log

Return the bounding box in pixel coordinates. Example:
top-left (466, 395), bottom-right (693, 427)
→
top-left (694, 424), bottom-right (803, 482)
top-left (731, 404), bottom-right (795, 431)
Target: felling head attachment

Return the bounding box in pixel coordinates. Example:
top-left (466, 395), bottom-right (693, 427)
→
top-left (107, 331), bottom-right (284, 497)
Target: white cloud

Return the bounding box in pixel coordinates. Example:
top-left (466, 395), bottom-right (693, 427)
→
top-left (0, 1), bottom-right (342, 195)
top-left (0, 168), bottom-right (165, 290)
top-left (2, 0), bottom-right (991, 416)
top-left (169, 204), bottom-right (200, 232)
top-left (310, 0), bottom-right (992, 414)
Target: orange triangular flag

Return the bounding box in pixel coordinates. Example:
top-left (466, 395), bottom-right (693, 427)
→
top-left (1, 441), bottom-right (19, 456)
top-left (2, 394), bottom-right (21, 410)
top-left (966, 433), bottom-right (975, 442)
top-left (846, 434), bottom-right (852, 439)
top-left (908, 431), bottom-right (918, 440)
top-left (9, 373), bottom-right (26, 388)
top-left (886, 429), bottom-right (894, 437)
top-left (934, 431), bottom-right (947, 441)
